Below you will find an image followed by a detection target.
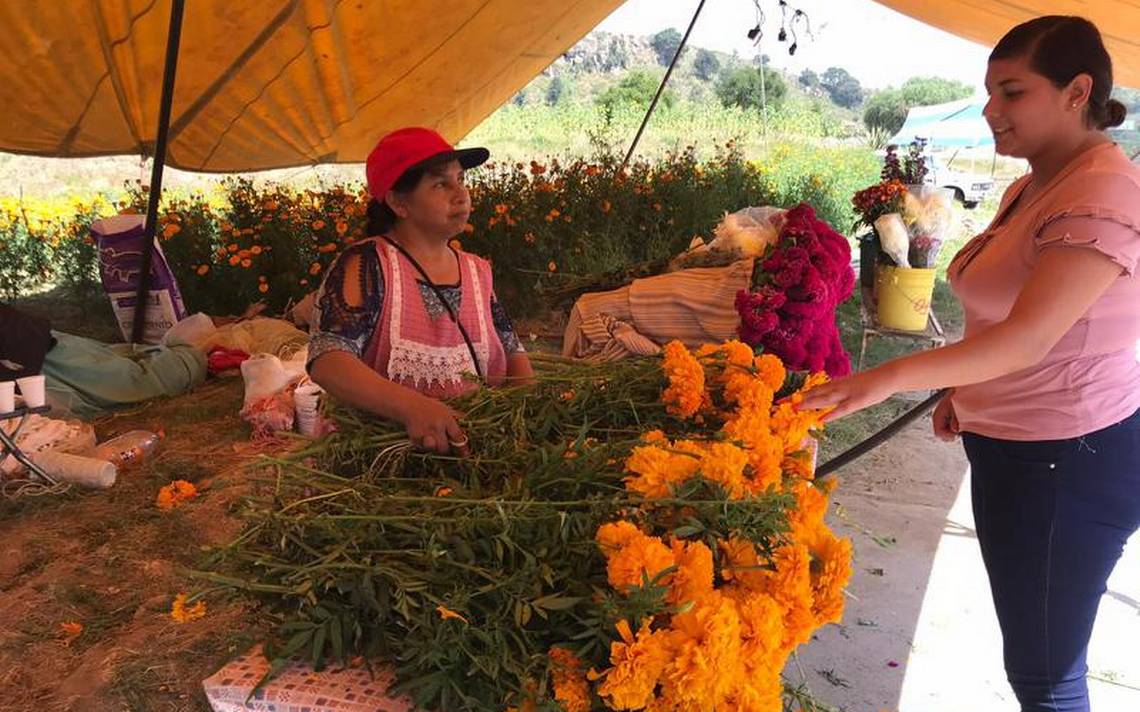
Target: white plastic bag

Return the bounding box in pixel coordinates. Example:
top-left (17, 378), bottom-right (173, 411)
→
top-left (240, 354), bottom-right (292, 406)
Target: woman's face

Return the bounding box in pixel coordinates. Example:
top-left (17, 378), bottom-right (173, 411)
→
top-left (983, 55), bottom-right (1089, 159)
top-left (393, 159), bottom-right (471, 237)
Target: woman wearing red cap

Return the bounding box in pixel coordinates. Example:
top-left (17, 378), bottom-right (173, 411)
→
top-left (307, 127), bottom-right (533, 454)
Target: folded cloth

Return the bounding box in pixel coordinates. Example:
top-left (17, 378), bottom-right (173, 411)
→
top-left (207, 347), bottom-right (250, 375)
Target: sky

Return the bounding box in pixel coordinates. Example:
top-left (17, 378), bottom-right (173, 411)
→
top-left (596, 0), bottom-right (993, 92)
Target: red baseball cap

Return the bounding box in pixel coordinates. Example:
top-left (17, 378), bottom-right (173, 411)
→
top-left (365, 127), bottom-right (489, 201)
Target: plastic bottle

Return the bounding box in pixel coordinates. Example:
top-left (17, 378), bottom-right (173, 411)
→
top-left (89, 429), bottom-right (164, 469)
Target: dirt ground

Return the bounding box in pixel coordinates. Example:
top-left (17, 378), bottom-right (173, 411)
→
top-left (0, 377), bottom-right (276, 712)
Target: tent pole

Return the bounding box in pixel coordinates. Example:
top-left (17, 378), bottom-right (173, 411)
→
top-left (622, 0), bottom-right (707, 168)
top-left (131, 0), bottom-right (186, 344)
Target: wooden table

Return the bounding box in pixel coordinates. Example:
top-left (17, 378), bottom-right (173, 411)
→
top-left (857, 283), bottom-right (946, 371)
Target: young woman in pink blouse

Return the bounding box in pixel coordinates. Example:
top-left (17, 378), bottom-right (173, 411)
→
top-left (801, 16), bottom-right (1139, 712)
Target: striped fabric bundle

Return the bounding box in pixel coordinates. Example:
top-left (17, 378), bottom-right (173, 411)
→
top-left (562, 259), bottom-right (754, 361)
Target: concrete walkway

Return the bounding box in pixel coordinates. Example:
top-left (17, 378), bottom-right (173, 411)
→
top-left (785, 418), bottom-right (1140, 711)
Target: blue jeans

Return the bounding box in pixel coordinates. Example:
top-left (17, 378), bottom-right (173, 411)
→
top-left (963, 409), bottom-right (1140, 712)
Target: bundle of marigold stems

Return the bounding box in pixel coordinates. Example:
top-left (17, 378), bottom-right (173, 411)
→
top-left (200, 340), bottom-right (853, 712)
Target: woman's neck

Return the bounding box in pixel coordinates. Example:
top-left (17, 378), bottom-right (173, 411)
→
top-left (1027, 131), bottom-right (1108, 187)
top-left (388, 222), bottom-right (452, 261)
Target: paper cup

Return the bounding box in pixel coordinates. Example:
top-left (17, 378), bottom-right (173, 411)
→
top-left (0, 381), bottom-right (14, 413)
top-left (16, 374), bottom-right (46, 408)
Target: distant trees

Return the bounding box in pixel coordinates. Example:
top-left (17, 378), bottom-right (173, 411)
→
top-left (650, 28), bottom-right (683, 66)
top-left (862, 76), bottom-right (975, 134)
top-left (693, 48), bottom-right (721, 81)
top-left (799, 68), bottom-right (819, 90)
top-left (545, 76), bottom-right (568, 106)
top-left (715, 66), bottom-right (787, 110)
top-left (596, 70), bottom-right (675, 111)
top-left (820, 67), bottom-right (864, 109)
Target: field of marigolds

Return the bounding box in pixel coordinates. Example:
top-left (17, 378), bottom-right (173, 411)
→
top-left (2, 142), bottom-right (878, 319)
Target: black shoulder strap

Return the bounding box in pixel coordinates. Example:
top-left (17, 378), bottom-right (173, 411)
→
top-left (378, 236), bottom-right (484, 381)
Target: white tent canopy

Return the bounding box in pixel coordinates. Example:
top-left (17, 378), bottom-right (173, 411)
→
top-left (889, 99), bottom-right (994, 149)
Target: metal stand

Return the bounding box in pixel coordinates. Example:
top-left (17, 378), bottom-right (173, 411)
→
top-left (856, 283), bottom-right (945, 371)
top-left (0, 404), bottom-right (57, 484)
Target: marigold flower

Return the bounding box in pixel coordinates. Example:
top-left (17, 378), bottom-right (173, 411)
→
top-left (195, 265), bottom-right (209, 276)
top-left (250, 244), bottom-right (263, 255)
top-left (156, 480), bottom-right (197, 511)
top-left (171, 592), bottom-right (206, 623)
top-left (547, 261), bottom-right (557, 272)
top-left (241, 258), bottom-right (252, 268)
top-left (592, 619), bottom-right (673, 710)
top-left (312, 219), bottom-right (326, 230)
top-left (661, 341), bottom-right (705, 418)
top-left (258, 283), bottom-right (268, 293)
top-left (59, 621), bottom-right (83, 645)
top-left (436, 605), bottom-right (468, 623)
top-left (227, 255), bottom-right (240, 266)
top-left (309, 262), bottom-right (322, 275)
top-left (548, 648), bottom-right (590, 712)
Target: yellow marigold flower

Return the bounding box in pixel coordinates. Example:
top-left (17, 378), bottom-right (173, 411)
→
top-left (623, 441), bottom-right (700, 499)
top-left (753, 354), bottom-right (786, 392)
top-left (436, 605), bottom-right (468, 623)
top-left (696, 441), bottom-right (750, 499)
top-left (603, 531), bottom-right (674, 592)
top-left (548, 648), bottom-right (590, 712)
top-left (156, 480), bottom-right (198, 511)
top-left (661, 593), bottom-right (744, 708)
top-left (195, 265), bottom-right (209, 276)
top-left (595, 521), bottom-right (643, 551)
top-left (592, 619), bottom-right (673, 711)
top-left (804, 525), bottom-right (853, 626)
top-left (667, 540), bottom-right (714, 606)
top-left (661, 341), bottom-right (705, 419)
top-left (171, 592), bottom-right (206, 623)
top-left (59, 621), bottom-right (83, 645)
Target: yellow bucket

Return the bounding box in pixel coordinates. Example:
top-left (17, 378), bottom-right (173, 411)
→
top-left (876, 266), bottom-right (936, 331)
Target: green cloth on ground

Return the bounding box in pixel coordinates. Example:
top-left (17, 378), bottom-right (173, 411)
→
top-left (43, 331), bottom-right (207, 419)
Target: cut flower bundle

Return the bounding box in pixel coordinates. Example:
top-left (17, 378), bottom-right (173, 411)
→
top-left (202, 341), bottom-right (852, 712)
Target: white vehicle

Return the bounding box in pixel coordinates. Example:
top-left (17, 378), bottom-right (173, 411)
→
top-left (923, 154), bottom-right (995, 209)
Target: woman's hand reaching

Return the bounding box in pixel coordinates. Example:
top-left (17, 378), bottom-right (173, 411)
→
top-left (399, 394), bottom-right (469, 456)
top-left (796, 367), bottom-right (899, 422)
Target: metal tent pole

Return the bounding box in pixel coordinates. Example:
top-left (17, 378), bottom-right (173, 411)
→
top-left (621, 0), bottom-right (707, 168)
top-left (130, 0), bottom-right (186, 343)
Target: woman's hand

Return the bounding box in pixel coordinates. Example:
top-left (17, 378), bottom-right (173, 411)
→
top-left (796, 367), bottom-right (899, 422)
top-left (931, 391), bottom-right (960, 441)
top-left (398, 394), bottom-right (469, 455)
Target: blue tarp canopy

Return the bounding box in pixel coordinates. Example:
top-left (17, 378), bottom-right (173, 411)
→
top-left (889, 98), bottom-right (994, 149)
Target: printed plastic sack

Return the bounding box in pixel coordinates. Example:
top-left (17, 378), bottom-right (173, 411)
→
top-left (93, 214), bottom-right (187, 344)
